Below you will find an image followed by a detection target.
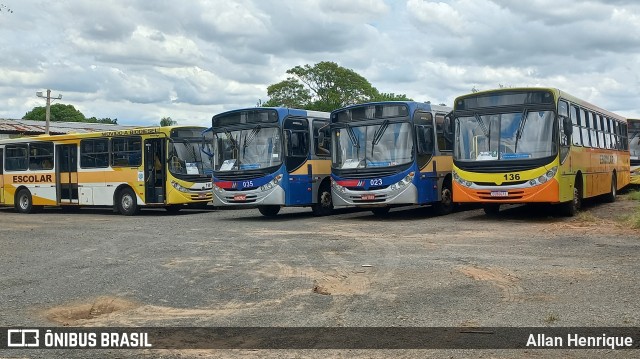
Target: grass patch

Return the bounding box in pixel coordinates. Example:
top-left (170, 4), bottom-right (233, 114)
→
top-left (628, 190), bottom-right (640, 201)
top-left (574, 211), bottom-right (597, 223)
top-left (628, 210), bottom-right (640, 229)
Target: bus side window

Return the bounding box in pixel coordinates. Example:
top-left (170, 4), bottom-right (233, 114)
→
top-left (29, 142), bottom-right (54, 170)
top-left (435, 114), bottom-right (453, 151)
top-left (5, 145), bottom-right (28, 171)
top-left (313, 120), bottom-right (330, 156)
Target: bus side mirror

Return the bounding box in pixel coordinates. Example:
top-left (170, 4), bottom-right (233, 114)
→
top-left (416, 125), bottom-right (434, 155)
top-left (562, 116), bottom-right (573, 136)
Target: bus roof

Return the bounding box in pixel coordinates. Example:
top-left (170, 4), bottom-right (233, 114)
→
top-left (0, 125), bottom-right (206, 144)
top-left (453, 87), bottom-right (626, 122)
top-left (330, 101), bottom-right (451, 116)
top-left (212, 107), bottom-right (330, 120)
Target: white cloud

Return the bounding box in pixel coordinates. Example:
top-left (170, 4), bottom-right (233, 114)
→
top-left (1, 0), bottom-right (640, 125)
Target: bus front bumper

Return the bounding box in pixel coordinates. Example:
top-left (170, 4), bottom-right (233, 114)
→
top-left (331, 183), bottom-right (418, 208)
top-left (212, 186), bottom-right (285, 207)
top-left (453, 178), bottom-right (560, 203)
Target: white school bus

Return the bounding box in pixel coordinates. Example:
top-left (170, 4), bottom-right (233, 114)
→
top-left (0, 126), bottom-right (213, 215)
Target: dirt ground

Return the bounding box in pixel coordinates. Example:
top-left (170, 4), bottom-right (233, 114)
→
top-left (0, 190), bottom-right (638, 358)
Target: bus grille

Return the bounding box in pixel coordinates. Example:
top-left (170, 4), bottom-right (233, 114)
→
top-left (474, 180), bottom-right (528, 186)
top-left (477, 190), bottom-right (525, 200)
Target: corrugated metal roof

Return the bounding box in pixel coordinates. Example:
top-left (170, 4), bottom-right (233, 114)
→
top-left (0, 118), bottom-right (136, 134)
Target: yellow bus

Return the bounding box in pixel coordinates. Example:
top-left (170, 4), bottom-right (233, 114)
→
top-left (451, 87), bottom-right (629, 216)
top-left (629, 119), bottom-right (640, 184)
top-left (0, 126), bottom-right (213, 215)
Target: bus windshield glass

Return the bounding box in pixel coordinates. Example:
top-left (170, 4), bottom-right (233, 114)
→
top-left (630, 120), bottom-right (640, 165)
top-left (333, 122), bottom-right (413, 169)
top-left (213, 126), bottom-right (282, 171)
top-left (455, 110), bottom-right (556, 161)
top-left (168, 138), bottom-right (212, 176)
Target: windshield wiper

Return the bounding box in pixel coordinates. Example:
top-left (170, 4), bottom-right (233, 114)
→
top-left (222, 128), bottom-right (240, 170)
top-left (224, 128), bottom-right (238, 149)
top-left (474, 113), bottom-right (489, 137)
top-left (514, 109), bottom-right (529, 153)
top-left (346, 124), bottom-right (360, 149)
top-left (243, 125), bottom-right (261, 148)
top-left (371, 120), bottom-right (389, 156)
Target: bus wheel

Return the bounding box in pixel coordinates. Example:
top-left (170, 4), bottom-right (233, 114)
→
top-left (560, 183), bottom-right (581, 217)
top-left (15, 189), bottom-right (39, 214)
top-left (117, 188), bottom-right (139, 216)
top-left (371, 207), bottom-right (390, 216)
top-left (483, 203), bottom-right (500, 216)
top-left (312, 185), bottom-right (333, 216)
top-left (434, 182), bottom-right (454, 215)
top-left (258, 205), bottom-right (280, 217)
top-left (603, 173), bottom-right (617, 203)
top-left (165, 204), bottom-right (183, 213)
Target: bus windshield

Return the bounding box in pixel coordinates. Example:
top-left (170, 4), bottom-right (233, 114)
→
top-left (455, 110), bottom-right (556, 161)
top-left (213, 126), bottom-right (282, 171)
top-left (333, 122), bottom-right (413, 169)
top-left (168, 138), bottom-right (213, 176)
top-left (630, 125), bottom-right (640, 165)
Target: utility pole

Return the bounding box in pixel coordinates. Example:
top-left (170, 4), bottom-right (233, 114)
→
top-left (36, 89), bottom-right (62, 135)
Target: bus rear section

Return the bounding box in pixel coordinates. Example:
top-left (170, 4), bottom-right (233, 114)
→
top-left (330, 102), bottom-right (455, 216)
top-left (207, 107), bottom-right (333, 217)
top-left (452, 88), bottom-right (629, 216)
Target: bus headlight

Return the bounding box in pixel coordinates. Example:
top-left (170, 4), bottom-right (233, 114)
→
top-left (171, 181), bottom-right (190, 193)
top-left (389, 172), bottom-right (415, 191)
top-left (260, 174), bottom-right (283, 192)
top-left (453, 170), bottom-right (473, 188)
top-left (528, 166), bottom-right (557, 187)
top-left (331, 178), bottom-right (346, 193)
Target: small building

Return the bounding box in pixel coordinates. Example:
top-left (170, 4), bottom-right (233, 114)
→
top-left (0, 118), bottom-right (135, 139)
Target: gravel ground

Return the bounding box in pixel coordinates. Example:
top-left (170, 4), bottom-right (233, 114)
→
top-left (0, 191), bottom-right (638, 358)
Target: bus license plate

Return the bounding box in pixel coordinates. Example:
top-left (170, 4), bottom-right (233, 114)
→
top-left (198, 193), bottom-right (207, 199)
top-left (490, 191), bottom-right (509, 197)
top-left (361, 194), bottom-right (376, 201)
top-left (234, 194), bottom-right (247, 201)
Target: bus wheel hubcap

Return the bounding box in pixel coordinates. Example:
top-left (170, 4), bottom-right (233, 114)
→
top-left (122, 196), bottom-right (132, 210)
top-left (20, 196), bottom-right (28, 209)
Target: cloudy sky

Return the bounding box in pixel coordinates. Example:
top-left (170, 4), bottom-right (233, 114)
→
top-left (1, 0), bottom-right (640, 126)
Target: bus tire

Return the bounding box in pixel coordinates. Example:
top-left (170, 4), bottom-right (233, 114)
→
top-left (312, 184), bottom-right (333, 216)
top-left (258, 205), bottom-right (280, 217)
top-left (483, 203), bottom-right (500, 216)
top-left (15, 188), bottom-right (39, 214)
top-left (560, 180), bottom-right (582, 217)
top-left (603, 173), bottom-right (617, 203)
top-left (371, 207), bottom-right (390, 216)
top-left (165, 204), bottom-right (183, 213)
top-left (117, 188), bottom-right (139, 216)
top-left (433, 181), bottom-right (454, 215)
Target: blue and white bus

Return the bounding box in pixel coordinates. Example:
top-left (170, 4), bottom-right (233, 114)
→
top-left (330, 101), bottom-right (454, 215)
top-left (204, 107), bottom-right (333, 216)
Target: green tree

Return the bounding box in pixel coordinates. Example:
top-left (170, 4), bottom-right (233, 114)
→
top-left (263, 61), bottom-right (411, 112)
top-left (160, 117), bottom-right (177, 126)
top-left (23, 104), bottom-right (86, 122)
top-left (86, 116), bottom-right (118, 124)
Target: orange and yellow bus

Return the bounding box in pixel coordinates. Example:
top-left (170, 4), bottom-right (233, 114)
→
top-left (0, 126), bottom-right (212, 215)
top-left (451, 87), bottom-right (629, 216)
top-left (629, 119), bottom-right (640, 184)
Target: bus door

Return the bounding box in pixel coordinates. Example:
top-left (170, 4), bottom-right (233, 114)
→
top-left (0, 148), bottom-right (4, 204)
top-left (144, 138), bottom-right (166, 204)
top-left (56, 144), bottom-right (79, 204)
top-left (284, 117), bottom-right (312, 205)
